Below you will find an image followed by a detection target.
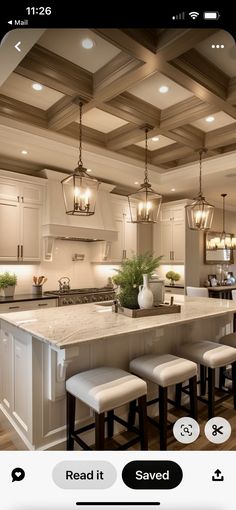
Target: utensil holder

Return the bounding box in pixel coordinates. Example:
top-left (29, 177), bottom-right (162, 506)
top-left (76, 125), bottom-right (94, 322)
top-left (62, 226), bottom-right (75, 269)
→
top-left (32, 285), bottom-right (43, 296)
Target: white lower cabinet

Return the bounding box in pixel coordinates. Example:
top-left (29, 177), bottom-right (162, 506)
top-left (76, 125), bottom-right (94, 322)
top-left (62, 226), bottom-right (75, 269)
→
top-left (0, 328), bottom-right (13, 412)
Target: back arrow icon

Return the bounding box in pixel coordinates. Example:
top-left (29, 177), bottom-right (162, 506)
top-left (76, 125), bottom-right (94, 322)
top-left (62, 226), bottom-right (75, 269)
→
top-left (14, 42), bottom-right (21, 52)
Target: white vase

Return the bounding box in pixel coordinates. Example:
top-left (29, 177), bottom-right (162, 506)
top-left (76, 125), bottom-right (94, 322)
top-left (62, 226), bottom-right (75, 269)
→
top-left (138, 274), bottom-right (153, 309)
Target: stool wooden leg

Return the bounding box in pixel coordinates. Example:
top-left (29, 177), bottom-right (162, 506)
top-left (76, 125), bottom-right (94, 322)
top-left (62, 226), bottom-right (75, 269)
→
top-left (66, 391), bottom-right (76, 451)
top-left (200, 365), bottom-right (206, 395)
top-left (232, 361), bottom-right (236, 410)
top-left (175, 383), bottom-right (182, 407)
top-left (219, 366), bottom-right (226, 390)
top-left (128, 399), bottom-right (136, 429)
top-left (138, 395), bottom-right (148, 450)
top-left (159, 386), bottom-right (167, 450)
top-left (208, 368), bottom-right (215, 419)
top-left (95, 412), bottom-right (105, 450)
top-left (189, 375), bottom-right (198, 420)
top-left (107, 410), bottom-right (114, 438)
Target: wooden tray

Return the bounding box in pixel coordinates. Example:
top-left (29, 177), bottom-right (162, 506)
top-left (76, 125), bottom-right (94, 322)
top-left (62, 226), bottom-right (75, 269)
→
top-left (112, 303), bottom-right (181, 318)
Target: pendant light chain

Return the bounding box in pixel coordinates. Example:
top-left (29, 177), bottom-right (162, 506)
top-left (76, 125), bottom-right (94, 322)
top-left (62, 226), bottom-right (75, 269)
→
top-left (78, 101), bottom-right (83, 167)
top-left (144, 128), bottom-right (148, 184)
top-left (199, 149), bottom-right (203, 196)
top-left (222, 193), bottom-right (227, 234)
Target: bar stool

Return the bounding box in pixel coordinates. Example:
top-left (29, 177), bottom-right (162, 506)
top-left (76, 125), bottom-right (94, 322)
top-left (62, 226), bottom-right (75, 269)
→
top-left (66, 366), bottom-right (148, 450)
top-left (219, 333), bottom-right (236, 389)
top-left (175, 341), bottom-right (236, 419)
top-left (129, 354), bottom-right (198, 450)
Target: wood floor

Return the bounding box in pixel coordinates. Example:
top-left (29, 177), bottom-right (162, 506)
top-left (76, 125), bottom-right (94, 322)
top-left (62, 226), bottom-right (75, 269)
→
top-left (1, 394), bottom-right (236, 451)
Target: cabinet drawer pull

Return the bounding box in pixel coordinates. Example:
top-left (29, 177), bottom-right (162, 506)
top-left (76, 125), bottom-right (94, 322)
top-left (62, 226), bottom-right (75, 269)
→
top-left (37, 303), bottom-right (48, 307)
top-left (17, 244), bottom-right (20, 258)
top-left (17, 195), bottom-right (20, 202)
top-left (9, 306), bottom-right (20, 309)
top-left (21, 245), bottom-right (23, 259)
top-left (21, 196), bottom-right (24, 202)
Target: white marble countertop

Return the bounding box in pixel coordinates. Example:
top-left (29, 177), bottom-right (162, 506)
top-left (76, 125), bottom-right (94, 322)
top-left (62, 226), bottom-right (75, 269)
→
top-left (1, 295), bottom-right (236, 349)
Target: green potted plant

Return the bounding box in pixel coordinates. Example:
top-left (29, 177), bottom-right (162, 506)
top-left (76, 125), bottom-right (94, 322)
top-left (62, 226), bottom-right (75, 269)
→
top-left (112, 253), bottom-right (162, 309)
top-left (165, 270), bottom-right (180, 286)
top-left (0, 272), bottom-right (17, 297)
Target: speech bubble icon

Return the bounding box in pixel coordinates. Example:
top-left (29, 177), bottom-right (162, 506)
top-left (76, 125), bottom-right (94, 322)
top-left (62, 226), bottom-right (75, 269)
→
top-left (11, 467), bottom-right (25, 482)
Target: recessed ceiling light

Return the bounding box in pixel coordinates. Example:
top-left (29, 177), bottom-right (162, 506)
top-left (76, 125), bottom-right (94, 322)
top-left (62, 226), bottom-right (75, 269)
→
top-left (21, 150), bottom-right (28, 155)
top-left (159, 85), bottom-right (169, 94)
top-left (81, 38), bottom-right (95, 49)
top-left (134, 181), bottom-right (139, 185)
top-left (86, 168), bottom-right (92, 173)
top-left (151, 136), bottom-right (160, 142)
top-left (32, 83), bottom-right (43, 91)
top-left (171, 188), bottom-right (176, 192)
top-left (206, 115), bottom-right (215, 123)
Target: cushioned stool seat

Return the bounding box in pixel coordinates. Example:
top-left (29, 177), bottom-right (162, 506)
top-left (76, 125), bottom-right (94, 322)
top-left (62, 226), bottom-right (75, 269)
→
top-left (219, 333), bottom-right (236, 349)
top-left (176, 341), bottom-right (236, 368)
top-left (175, 341), bottom-right (236, 418)
top-left (66, 367), bottom-right (148, 451)
top-left (129, 354), bottom-right (198, 450)
top-left (130, 353), bottom-right (197, 387)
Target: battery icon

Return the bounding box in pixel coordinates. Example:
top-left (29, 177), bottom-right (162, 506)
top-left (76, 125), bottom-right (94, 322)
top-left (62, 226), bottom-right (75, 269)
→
top-left (203, 11), bottom-right (220, 20)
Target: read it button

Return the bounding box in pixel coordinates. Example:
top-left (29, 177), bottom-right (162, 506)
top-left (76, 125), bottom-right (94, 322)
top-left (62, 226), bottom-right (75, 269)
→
top-left (122, 461), bottom-right (183, 489)
top-left (53, 461), bottom-right (116, 489)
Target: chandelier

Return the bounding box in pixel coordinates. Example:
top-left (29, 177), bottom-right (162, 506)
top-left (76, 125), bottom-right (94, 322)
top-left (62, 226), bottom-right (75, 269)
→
top-left (186, 149), bottom-right (214, 230)
top-left (207, 194), bottom-right (236, 250)
top-left (61, 101), bottom-right (100, 215)
top-left (127, 126), bottom-right (162, 223)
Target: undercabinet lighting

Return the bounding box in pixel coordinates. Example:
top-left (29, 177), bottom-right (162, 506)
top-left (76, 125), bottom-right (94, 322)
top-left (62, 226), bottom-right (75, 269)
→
top-left (206, 116), bottom-right (215, 123)
top-left (21, 150), bottom-right (28, 155)
top-left (32, 83), bottom-right (43, 91)
top-left (159, 85), bottom-right (169, 94)
top-left (81, 38), bottom-right (95, 49)
top-left (86, 168), bottom-right (92, 173)
top-left (171, 188), bottom-right (176, 191)
top-left (134, 181), bottom-right (139, 185)
top-left (152, 136), bottom-right (160, 142)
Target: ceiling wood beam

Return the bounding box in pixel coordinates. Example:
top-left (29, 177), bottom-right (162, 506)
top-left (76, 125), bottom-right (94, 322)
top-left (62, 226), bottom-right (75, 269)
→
top-left (161, 96), bottom-right (217, 130)
top-left (227, 77), bottom-right (236, 105)
top-left (60, 123), bottom-right (106, 148)
top-left (15, 45), bottom-right (93, 99)
top-left (151, 143), bottom-right (193, 164)
top-left (159, 61), bottom-right (236, 119)
top-left (107, 124), bottom-right (161, 151)
top-left (162, 125), bottom-right (204, 149)
top-left (0, 94), bottom-right (47, 128)
top-left (102, 92), bottom-right (161, 126)
top-left (206, 123), bottom-right (236, 149)
top-left (171, 49), bottom-right (228, 98)
top-left (93, 53), bottom-right (142, 92)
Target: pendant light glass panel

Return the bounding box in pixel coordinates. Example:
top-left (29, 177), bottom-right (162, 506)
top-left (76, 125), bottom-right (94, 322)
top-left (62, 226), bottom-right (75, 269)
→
top-left (186, 149), bottom-right (214, 230)
top-left (61, 102), bottom-right (99, 216)
top-left (128, 128), bottom-right (162, 223)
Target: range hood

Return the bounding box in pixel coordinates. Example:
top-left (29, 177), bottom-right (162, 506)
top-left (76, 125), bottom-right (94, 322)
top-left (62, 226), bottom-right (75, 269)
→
top-left (42, 171), bottom-right (118, 242)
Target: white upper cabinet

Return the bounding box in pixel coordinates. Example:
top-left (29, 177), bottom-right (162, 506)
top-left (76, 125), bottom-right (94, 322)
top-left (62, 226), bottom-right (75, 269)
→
top-left (110, 196), bottom-right (137, 261)
top-left (154, 201), bottom-right (186, 264)
top-left (0, 172), bottom-right (44, 262)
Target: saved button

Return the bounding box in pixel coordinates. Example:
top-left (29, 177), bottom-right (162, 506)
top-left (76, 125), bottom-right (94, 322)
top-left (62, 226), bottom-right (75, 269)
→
top-left (122, 461), bottom-right (183, 490)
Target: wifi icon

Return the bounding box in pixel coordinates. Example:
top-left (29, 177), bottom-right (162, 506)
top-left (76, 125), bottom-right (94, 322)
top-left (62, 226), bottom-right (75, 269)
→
top-left (189, 11), bottom-right (199, 19)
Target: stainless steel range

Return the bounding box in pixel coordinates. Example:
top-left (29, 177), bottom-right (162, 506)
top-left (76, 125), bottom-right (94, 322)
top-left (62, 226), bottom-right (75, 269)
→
top-left (45, 287), bottom-right (116, 306)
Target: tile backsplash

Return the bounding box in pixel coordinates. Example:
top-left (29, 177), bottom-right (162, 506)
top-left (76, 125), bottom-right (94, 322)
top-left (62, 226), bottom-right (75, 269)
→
top-left (0, 240), bottom-right (96, 294)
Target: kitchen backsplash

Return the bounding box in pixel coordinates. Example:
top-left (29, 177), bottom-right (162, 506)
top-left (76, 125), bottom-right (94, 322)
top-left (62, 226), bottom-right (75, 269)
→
top-left (0, 240), bottom-right (96, 294)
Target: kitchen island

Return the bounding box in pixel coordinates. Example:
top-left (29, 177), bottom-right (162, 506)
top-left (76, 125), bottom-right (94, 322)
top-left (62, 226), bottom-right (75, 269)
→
top-left (1, 296), bottom-right (236, 450)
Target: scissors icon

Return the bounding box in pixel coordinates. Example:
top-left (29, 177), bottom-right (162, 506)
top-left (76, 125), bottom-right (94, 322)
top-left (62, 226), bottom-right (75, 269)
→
top-left (212, 424), bottom-right (224, 436)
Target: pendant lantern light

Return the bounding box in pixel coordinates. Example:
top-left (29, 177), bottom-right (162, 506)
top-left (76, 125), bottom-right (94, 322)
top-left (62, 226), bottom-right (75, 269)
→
top-left (208, 194), bottom-right (236, 250)
top-left (186, 148), bottom-right (214, 230)
top-left (61, 101), bottom-right (100, 216)
top-left (127, 126), bottom-right (162, 223)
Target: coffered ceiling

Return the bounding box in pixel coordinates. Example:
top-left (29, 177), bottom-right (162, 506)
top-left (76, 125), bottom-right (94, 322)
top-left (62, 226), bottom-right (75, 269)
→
top-left (0, 27), bottom-right (236, 204)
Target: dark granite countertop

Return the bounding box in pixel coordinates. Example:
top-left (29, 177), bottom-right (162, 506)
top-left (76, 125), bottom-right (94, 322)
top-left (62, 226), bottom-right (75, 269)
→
top-left (0, 293), bottom-right (58, 304)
